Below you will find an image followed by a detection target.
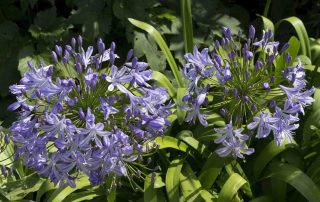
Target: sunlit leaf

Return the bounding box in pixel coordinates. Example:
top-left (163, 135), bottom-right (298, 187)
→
top-left (166, 159), bottom-right (183, 202)
top-left (276, 17), bottom-right (311, 58)
top-left (218, 173), bottom-right (248, 202)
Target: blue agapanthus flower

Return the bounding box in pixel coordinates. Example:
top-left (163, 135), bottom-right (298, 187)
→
top-left (182, 26), bottom-right (315, 158)
top-left (8, 37), bottom-right (172, 187)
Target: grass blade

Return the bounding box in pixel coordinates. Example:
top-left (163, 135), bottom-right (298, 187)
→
top-left (128, 18), bottom-right (184, 88)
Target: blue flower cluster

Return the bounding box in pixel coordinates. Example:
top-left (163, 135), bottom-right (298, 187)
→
top-left (183, 26), bottom-right (315, 158)
top-left (8, 37), bottom-right (172, 187)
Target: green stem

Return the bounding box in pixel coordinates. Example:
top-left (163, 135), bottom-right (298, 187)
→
top-left (181, 0), bottom-right (194, 53)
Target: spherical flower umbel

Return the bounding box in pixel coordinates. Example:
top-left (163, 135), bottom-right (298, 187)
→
top-left (8, 37), bottom-right (172, 187)
top-left (183, 26), bottom-right (315, 159)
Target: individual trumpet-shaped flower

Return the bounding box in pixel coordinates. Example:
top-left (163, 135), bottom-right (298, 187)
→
top-left (214, 122), bottom-right (253, 159)
top-left (105, 65), bottom-right (132, 93)
top-left (271, 106), bottom-right (299, 146)
top-left (78, 108), bottom-right (109, 148)
top-left (247, 112), bottom-right (279, 139)
top-left (215, 137), bottom-right (254, 159)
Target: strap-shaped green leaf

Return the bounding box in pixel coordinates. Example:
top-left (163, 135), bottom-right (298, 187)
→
top-left (155, 136), bottom-right (189, 153)
top-left (64, 190), bottom-right (102, 202)
top-left (254, 139), bottom-right (296, 179)
top-left (303, 89), bottom-right (320, 141)
top-left (180, 163), bottom-right (214, 201)
top-left (152, 71), bottom-right (176, 98)
top-left (1, 173), bottom-right (45, 201)
top-left (46, 175), bottom-right (91, 202)
top-left (257, 14), bottom-right (274, 35)
top-left (177, 130), bottom-right (210, 157)
top-left (181, 0), bottom-right (193, 53)
top-left (144, 173), bottom-right (158, 202)
top-left (218, 173), bottom-right (248, 202)
top-left (36, 180), bottom-right (55, 202)
top-left (276, 17), bottom-right (311, 58)
top-left (144, 173), bottom-right (165, 202)
top-left (199, 153), bottom-right (232, 189)
top-left (128, 18), bottom-right (184, 88)
top-left (177, 88), bottom-right (187, 124)
top-left (166, 159), bottom-right (183, 202)
top-left (264, 162), bottom-right (320, 202)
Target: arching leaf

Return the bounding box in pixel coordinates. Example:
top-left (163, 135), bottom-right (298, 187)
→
top-left (218, 173), bottom-right (248, 202)
top-left (166, 159), bottom-right (183, 202)
top-left (263, 162), bottom-right (320, 202)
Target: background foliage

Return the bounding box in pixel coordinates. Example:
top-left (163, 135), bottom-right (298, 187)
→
top-left (1, 0), bottom-right (320, 201)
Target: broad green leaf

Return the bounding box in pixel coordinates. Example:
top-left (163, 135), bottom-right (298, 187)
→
top-left (133, 31), bottom-right (166, 71)
top-left (0, 190), bottom-right (9, 202)
top-left (144, 174), bottom-right (157, 202)
top-left (144, 173), bottom-right (165, 202)
top-left (46, 175), bottom-right (91, 202)
top-left (193, 112), bottom-right (225, 142)
top-left (218, 173), bottom-right (248, 202)
top-left (0, 141), bottom-right (14, 166)
top-left (36, 180), bottom-right (55, 202)
top-left (199, 153), bottom-right (232, 189)
top-left (69, 0), bottom-right (111, 40)
top-left (155, 136), bottom-right (189, 153)
top-left (225, 162), bottom-right (252, 198)
top-left (29, 7), bottom-right (72, 40)
top-left (180, 0), bottom-right (193, 52)
top-left (264, 162), bottom-right (320, 202)
top-left (1, 173), bottom-right (45, 200)
top-left (105, 174), bottom-right (116, 202)
top-left (274, 36), bottom-right (300, 79)
top-left (275, 17), bottom-right (311, 58)
top-left (64, 190), bottom-right (102, 202)
top-left (177, 88), bottom-right (187, 124)
top-left (180, 163), bottom-right (213, 201)
top-left (153, 173), bottom-right (166, 189)
top-left (18, 54), bottom-right (51, 76)
top-left (128, 18), bottom-right (184, 88)
top-left (254, 139), bottom-right (296, 179)
top-left (177, 130), bottom-right (209, 157)
top-left (166, 159), bottom-right (183, 202)
top-left (307, 156), bottom-right (320, 185)
top-left (310, 38), bottom-right (320, 66)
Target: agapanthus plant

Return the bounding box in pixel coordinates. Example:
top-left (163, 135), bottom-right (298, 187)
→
top-left (8, 36), bottom-right (172, 187)
top-left (183, 26), bottom-right (315, 159)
